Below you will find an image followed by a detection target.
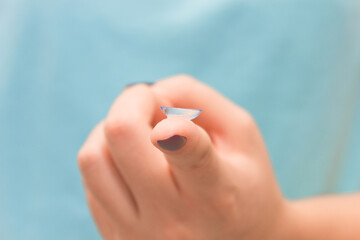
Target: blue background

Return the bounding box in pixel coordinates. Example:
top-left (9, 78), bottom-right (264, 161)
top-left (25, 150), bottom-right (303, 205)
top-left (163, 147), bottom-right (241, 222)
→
top-left (1, 0), bottom-right (360, 239)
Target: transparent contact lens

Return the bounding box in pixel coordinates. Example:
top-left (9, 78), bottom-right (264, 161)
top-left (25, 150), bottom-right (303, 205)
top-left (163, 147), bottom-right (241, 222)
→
top-left (160, 106), bottom-right (202, 120)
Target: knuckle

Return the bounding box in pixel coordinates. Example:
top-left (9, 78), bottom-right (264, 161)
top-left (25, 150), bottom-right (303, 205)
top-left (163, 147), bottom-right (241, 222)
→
top-left (77, 147), bottom-right (100, 173)
top-left (158, 221), bottom-right (191, 240)
top-left (239, 110), bottom-right (257, 131)
top-left (125, 82), bottom-right (150, 92)
top-left (170, 74), bottom-right (198, 85)
top-left (209, 189), bottom-right (238, 219)
top-left (104, 118), bottom-right (133, 140)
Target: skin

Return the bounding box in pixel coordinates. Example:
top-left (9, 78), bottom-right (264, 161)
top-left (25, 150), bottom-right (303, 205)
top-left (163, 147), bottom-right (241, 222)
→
top-left (78, 75), bottom-right (360, 240)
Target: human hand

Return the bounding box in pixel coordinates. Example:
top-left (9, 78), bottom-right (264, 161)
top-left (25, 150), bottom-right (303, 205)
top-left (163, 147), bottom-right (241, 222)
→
top-left (78, 75), bottom-right (286, 240)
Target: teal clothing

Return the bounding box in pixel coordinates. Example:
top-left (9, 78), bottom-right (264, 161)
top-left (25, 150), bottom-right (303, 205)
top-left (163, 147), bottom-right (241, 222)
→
top-left (1, 0), bottom-right (360, 239)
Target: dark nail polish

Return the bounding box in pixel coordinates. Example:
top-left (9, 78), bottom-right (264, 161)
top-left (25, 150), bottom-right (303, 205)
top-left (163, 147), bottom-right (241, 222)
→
top-left (157, 135), bottom-right (187, 151)
top-left (124, 81), bottom-right (154, 89)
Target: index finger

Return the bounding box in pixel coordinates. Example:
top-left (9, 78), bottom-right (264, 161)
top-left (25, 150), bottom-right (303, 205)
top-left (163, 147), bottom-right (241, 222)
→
top-left (152, 75), bottom-right (252, 137)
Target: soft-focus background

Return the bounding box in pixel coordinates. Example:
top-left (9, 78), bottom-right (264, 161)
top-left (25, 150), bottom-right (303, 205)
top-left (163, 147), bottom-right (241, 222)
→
top-left (1, 0), bottom-right (360, 239)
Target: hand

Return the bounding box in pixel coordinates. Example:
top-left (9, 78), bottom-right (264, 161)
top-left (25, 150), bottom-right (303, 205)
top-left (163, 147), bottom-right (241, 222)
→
top-left (78, 75), bottom-right (286, 240)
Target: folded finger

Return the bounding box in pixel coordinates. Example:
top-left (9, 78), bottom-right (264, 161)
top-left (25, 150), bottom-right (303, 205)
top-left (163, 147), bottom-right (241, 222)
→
top-left (104, 84), bottom-right (176, 206)
top-left (78, 122), bottom-right (138, 224)
top-left (86, 191), bottom-right (117, 240)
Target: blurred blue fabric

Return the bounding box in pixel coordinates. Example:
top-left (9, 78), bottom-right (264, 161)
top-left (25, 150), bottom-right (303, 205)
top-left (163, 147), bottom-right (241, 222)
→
top-left (1, 0), bottom-right (360, 239)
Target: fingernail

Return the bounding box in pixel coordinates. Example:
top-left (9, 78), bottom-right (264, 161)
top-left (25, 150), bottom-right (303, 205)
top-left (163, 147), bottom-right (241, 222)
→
top-left (124, 81), bottom-right (154, 89)
top-left (157, 135), bottom-right (187, 151)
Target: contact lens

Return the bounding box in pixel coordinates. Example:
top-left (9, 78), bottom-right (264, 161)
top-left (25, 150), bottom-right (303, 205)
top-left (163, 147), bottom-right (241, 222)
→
top-left (160, 106), bottom-right (202, 120)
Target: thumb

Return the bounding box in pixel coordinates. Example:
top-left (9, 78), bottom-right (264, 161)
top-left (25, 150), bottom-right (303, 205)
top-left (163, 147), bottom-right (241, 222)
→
top-left (151, 117), bottom-right (221, 194)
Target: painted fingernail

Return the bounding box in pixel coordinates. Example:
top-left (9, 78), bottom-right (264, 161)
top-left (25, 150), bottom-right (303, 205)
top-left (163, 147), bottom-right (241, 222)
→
top-left (157, 135), bottom-right (187, 151)
top-left (124, 81), bottom-right (154, 89)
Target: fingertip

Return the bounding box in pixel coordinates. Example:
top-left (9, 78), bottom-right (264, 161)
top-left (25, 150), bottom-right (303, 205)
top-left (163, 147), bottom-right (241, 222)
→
top-left (157, 135), bottom-right (187, 151)
top-left (151, 118), bottom-right (197, 151)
